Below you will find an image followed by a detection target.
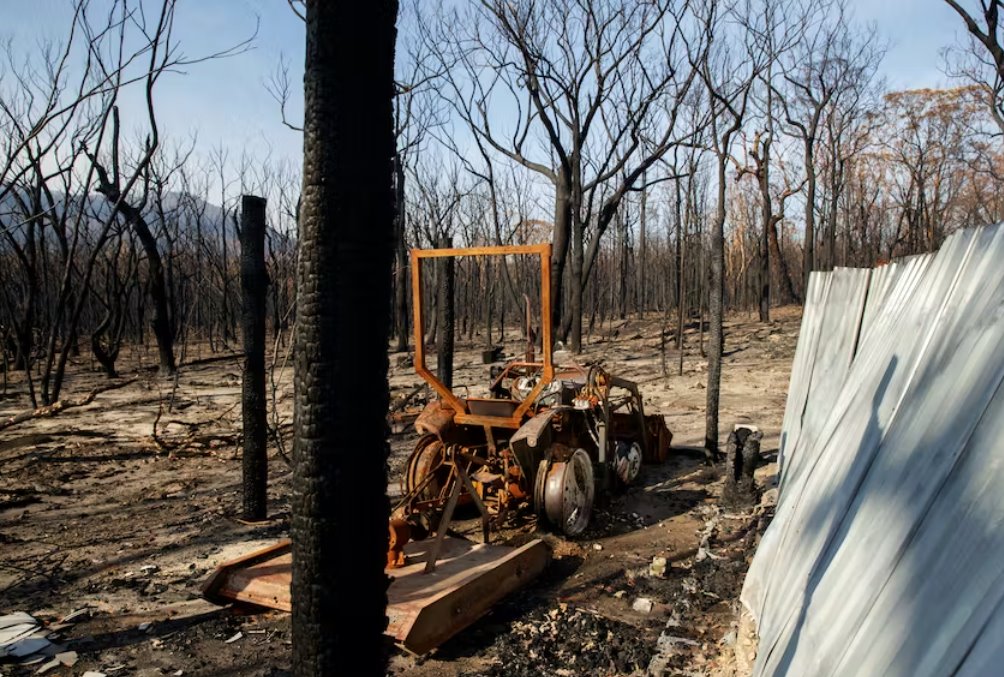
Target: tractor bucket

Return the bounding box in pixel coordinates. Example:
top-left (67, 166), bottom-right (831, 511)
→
top-left (202, 536), bottom-right (549, 655)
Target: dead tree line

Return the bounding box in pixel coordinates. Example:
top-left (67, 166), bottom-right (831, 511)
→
top-left (0, 173), bottom-right (297, 390)
top-left (4, 85), bottom-right (1000, 405)
top-left (4, 0), bottom-right (1004, 434)
top-left (0, 0), bottom-right (256, 405)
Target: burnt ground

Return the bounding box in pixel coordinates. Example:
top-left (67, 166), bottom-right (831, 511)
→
top-left (0, 307), bottom-right (798, 676)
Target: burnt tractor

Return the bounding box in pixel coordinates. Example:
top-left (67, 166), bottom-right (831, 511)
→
top-left (388, 244), bottom-right (671, 569)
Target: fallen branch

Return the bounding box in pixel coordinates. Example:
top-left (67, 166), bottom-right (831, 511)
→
top-left (181, 352), bottom-right (244, 368)
top-left (152, 371), bottom-right (181, 451)
top-left (390, 382), bottom-right (426, 412)
top-left (0, 377), bottom-right (138, 432)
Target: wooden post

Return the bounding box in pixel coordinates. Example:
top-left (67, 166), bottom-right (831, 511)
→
top-left (240, 194), bottom-right (268, 521)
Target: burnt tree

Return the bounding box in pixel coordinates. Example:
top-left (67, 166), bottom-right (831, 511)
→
top-left (431, 0), bottom-right (706, 352)
top-left (291, 1), bottom-right (397, 675)
top-left (93, 175), bottom-right (176, 373)
top-left (722, 426), bottom-right (762, 506)
top-left (700, 0), bottom-right (763, 462)
top-left (436, 235), bottom-right (455, 388)
top-left (393, 153), bottom-right (410, 352)
top-left (240, 194), bottom-right (268, 522)
top-left (87, 107), bottom-right (176, 374)
top-left (945, 0), bottom-right (1004, 132)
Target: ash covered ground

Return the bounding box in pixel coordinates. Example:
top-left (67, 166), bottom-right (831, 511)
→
top-left (0, 308), bottom-right (796, 676)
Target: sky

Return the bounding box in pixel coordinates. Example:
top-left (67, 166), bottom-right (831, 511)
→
top-left (0, 0), bottom-right (977, 176)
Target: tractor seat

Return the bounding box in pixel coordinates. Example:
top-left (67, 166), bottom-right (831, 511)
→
top-left (466, 398), bottom-right (521, 418)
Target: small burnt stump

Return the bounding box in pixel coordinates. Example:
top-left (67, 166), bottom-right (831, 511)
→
top-left (722, 425), bottom-right (762, 507)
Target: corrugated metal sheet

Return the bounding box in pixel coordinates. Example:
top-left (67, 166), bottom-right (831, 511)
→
top-left (742, 224), bottom-right (1004, 676)
top-left (777, 267), bottom-right (872, 489)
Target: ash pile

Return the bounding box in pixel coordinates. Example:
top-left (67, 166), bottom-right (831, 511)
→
top-left (461, 603), bottom-right (655, 677)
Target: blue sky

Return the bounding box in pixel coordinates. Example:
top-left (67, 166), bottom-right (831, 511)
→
top-left (854, 0), bottom-right (963, 90)
top-left (0, 0), bottom-right (975, 172)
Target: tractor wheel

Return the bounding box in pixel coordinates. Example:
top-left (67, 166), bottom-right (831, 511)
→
top-left (404, 435), bottom-right (447, 538)
top-left (536, 448), bottom-right (595, 536)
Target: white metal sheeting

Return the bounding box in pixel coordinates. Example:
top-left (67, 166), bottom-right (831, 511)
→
top-left (741, 224), bottom-right (1004, 676)
top-left (776, 267), bottom-right (872, 488)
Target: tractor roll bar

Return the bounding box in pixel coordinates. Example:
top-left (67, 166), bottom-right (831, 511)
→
top-left (410, 244), bottom-right (554, 429)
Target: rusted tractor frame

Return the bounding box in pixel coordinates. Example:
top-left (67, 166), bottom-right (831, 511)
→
top-left (392, 244), bottom-right (672, 572)
top-left (411, 243), bottom-right (554, 429)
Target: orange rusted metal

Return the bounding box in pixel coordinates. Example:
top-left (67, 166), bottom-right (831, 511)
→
top-left (388, 517), bottom-right (411, 569)
top-left (414, 400), bottom-right (456, 437)
top-left (203, 241), bottom-right (675, 657)
top-left (410, 244), bottom-right (553, 430)
top-left (202, 537), bottom-right (550, 655)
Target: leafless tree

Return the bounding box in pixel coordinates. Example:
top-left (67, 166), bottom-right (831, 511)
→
top-left (736, 0), bottom-right (806, 320)
top-left (699, 0), bottom-right (769, 460)
top-left (426, 0), bottom-right (708, 352)
top-left (944, 0), bottom-right (1004, 132)
top-left (774, 0), bottom-right (883, 286)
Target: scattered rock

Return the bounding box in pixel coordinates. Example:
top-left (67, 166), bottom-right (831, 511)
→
top-left (656, 633), bottom-right (698, 649)
top-left (632, 597), bottom-right (654, 614)
top-left (36, 657), bottom-right (61, 674)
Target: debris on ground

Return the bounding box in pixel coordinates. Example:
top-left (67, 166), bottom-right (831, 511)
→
top-left (0, 612), bottom-right (60, 662)
top-left (632, 597), bottom-right (655, 613)
top-left (459, 604), bottom-right (657, 677)
top-left (35, 650), bottom-right (78, 674)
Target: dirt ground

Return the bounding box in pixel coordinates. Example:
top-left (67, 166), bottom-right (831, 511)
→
top-left (0, 306), bottom-right (799, 677)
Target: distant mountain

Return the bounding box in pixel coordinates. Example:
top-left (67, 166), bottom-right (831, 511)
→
top-left (0, 185), bottom-right (291, 246)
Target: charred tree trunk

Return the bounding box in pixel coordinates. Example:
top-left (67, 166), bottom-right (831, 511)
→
top-left (706, 152), bottom-right (727, 464)
top-left (138, 219), bottom-right (176, 374)
top-left (826, 164), bottom-right (840, 269)
top-left (291, 2), bottom-right (397, 674)
top-left (90, 170), bottom-right (177, 374)
top-left (436, 235), bottom-right (455, 389)
top-left (393, 153), bottom-right (409, 353)
top-left (722, 426), bottom-right (762, 506)
top-left (569, 196), bottom-right (584, 352)
top-left (221, 211), bottom-right (232, 347)
top-left (91, 311), bottom-right (119, 378)
top-left (638, 177), bottom-right (647, 318)
top-left (758, 140), bottom-right (772, 323)
top-left (551, 175), bottom-right (572, 335)
top-left (618, 202), bottom-right (628, 320)
top-left (676, 172), bottom-right (687, 375)
top-left (768, 218), bottom-right (799, 304)
top-left (85, 117), bottom-right (174, 375)
top-left (240, 195), bottom-right (268, 522)
top-left (802, 136), bottom-right (816, 292)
